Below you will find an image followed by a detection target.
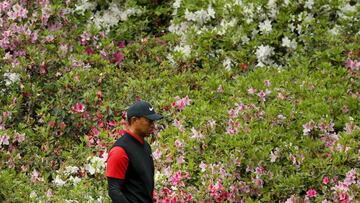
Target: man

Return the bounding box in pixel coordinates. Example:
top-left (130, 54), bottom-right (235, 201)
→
top-left (106, 100), bottom-right (163, 202)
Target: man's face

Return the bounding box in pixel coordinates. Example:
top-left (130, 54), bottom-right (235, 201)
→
top-left (133, 117), bottom-right (155, 137)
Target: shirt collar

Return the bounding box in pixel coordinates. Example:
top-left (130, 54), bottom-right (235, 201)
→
top-left (125, 130), bottom-right (144, 145)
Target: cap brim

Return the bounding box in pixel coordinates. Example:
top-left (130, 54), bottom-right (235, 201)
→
top-left (145, 113), bottom-right (163, 121)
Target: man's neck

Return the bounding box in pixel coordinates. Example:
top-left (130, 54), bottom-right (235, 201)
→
top-left (127, 127), bottom-right (145, 142)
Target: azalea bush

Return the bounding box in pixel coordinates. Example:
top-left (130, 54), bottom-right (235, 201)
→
top-left (0, 0), bottom-right (359, 202)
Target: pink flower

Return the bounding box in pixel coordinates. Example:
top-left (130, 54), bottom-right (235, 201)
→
top-left (0, 135), bottom-right (10, 145)
top-left (247, 87), bottom-right (256, 95)
top-left (199, 162), bottom-right (207, 172)
top-left (255, 166), bottom-right (265, 176)
top-left (345, 59), bottom-right (360, 70)
top-left (339, 192), bottom-right (348, 201)
top-left (152, 148), bottom-right (162, 160)
top-left (306, 189), bottom-right (317, 197)
top-left (303, 120), bottom-right (315, 135)
top-left (177, 156), bottom-right (185, 164)
top-left (173, 119), bottom-right (185, 132)
top-left (31, 169), bottom-right (39, 182)
top-left (15, 132), bottom-right (25, 143)
top-left (91, 127), bottom-right (99, 137)
top-left (226, 119), bottom-right (239, 135)
top-left (174, 139), bottom-right (183, 148)
top-left (253, 178), bottom-right (264, 188)
top-left (264, 80), bottom-right (271, 87)
top-left (217, 85), bottom-right (224, 92)
top-left (257, 90), bottom-right (266, 102)
top-left (85, 47), bottom-right (94, 55)
top-left (72, 102), bottom-right (85, 113)
top-left (113, 51), bottom-right (124, 64)
top-left (40, 63), bottom-right (47, 75)
top-left (172, 96), bottom-right (191, 111)
top-left (46, 189), bottom-right (53, 198)
top-left (322, 176), bottom-right (329, 185)
top-left (190, 127), bottom-right (204, 139)
top-left (285, 195), bottom-right (296, 203)
top-left (171, 171), bottom-right (182, 186)
top-left (118, 40), bottom-right (126, 48)
top-left (45, 35), bottom-right (54, 43)
top-left (80, 32), bottom-right (91, 45)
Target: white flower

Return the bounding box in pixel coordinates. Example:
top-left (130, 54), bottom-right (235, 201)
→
top-left (85, 164), bottom-right (95, 175)
top-left (173, 0), bottom-right (181, 9)
top-left (3, 72), bottom-right (20, 86)
top-left (64, 166), bottom-right (79, 176)
top-left (174, 44), bottom-right (191, 58)
top-left (304, 0), bottom-right (314, 10)
top-left (259, 19), bottom-right (272, 34)
top-left (30, 191), bottom-right (37, 198)
top-left (281, 36), bottom-right (297, 50)
top-left (340, 3), bottom-right (356, 14)
top-left (85, 155), bottom-right (107, 175)
top-left (328, 26), bottom-right (340, 36)
top-left (184, 6), bottom-right (214, 25)
top-left (283, 0), bottom-right (290, 6)
top-left (168, 21), bottom-right (188, 35)
top-left (69, 176), bottom-right (81, 185)
top-left (267, 0), bottom-right (277, 8)
top-left (74, 0), bottom-right (96, 15)
top-left (53, 175), bottom-right (66, 186)
top-left (223, 57), bottom-right (232, 71)
top-left (207, 6), bottom-right (215, 19)
top-left (241, 35), bottom-right (250, 44)
top-left (172, 0), bottom-right (182, 15)
top-left (256, 45), bottom-right (275, 67)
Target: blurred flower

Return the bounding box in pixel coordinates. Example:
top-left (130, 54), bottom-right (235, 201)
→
top-left (282, 36), bottom-right (297, 50)
top-left (323, 176), bottom-right (330, 185)
top-left (3, 72), bottom-right (20, 86)
top-left (199, 162), bottom-right (207, 172)
top-left (53, 175), bottom-right (66, 186)
top-left (172, 96), bottom-right (191, 111)
top-left (72, 102), bottom-right (85, 113)
top-left (256, 45), bottom-right (274, 67)
top-left (303, 120), bottom-right (315, 135)
top-left (64, 166), bottom-right (79, 176)
top-left (30, 191), bottom-right (37, 198)
top-left (259, 19), bottom-right (272, 34)
top-left (270, 147), bottom-right (279, 162)
top-left (69, 176), bottom-right (81, 185)
top-left (14, 132), bottom-right (25, 143)
top-left (248, 87), bottom-right (256, 95)
top-left (174, 44), bottom-right (191, 58)
top-left (0, 134), bottom-right (9, 146)
top-left (31, 169), bottom-right (39, 183)
top-left (190, 127), bottom-right (204, 139)
top-left (345, 59), bottom-right (360, 71)
top-left (223, 57), bottom-right (232, 71)
top-left (173, 119), bottom-right (185, 132)
top-left (112, 51), bottom-right (124, 64)
top-left (306, 189), bottom-right (317, 197)
top-left (152, 148), bottom-right (162, 160)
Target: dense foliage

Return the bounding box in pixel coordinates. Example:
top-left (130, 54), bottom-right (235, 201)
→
top-left (0, 0), bottom-right (359, 202)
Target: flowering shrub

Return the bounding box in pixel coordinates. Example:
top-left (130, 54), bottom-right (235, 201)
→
top-left (0, 0), bottom-right (359, 202)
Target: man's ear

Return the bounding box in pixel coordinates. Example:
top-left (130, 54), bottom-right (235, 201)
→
top-left (130, 116), bottom-right (137, 125)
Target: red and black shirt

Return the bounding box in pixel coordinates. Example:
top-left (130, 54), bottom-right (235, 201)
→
top-left (106, 131), bottom-right (154, 202)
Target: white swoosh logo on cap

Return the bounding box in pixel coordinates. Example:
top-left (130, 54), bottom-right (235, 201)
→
top-left (149, 107), bottom-right (154, 111)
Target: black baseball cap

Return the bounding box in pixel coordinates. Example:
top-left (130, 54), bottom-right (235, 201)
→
top-left (127, 101), bottom-right (163, 121)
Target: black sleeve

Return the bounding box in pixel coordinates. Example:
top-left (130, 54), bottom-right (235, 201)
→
top-left (107, 177), bottom-right (130, 203)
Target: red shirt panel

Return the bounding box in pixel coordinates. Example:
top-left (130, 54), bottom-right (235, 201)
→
top-left (106, 146), bottom-right (129, 179)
